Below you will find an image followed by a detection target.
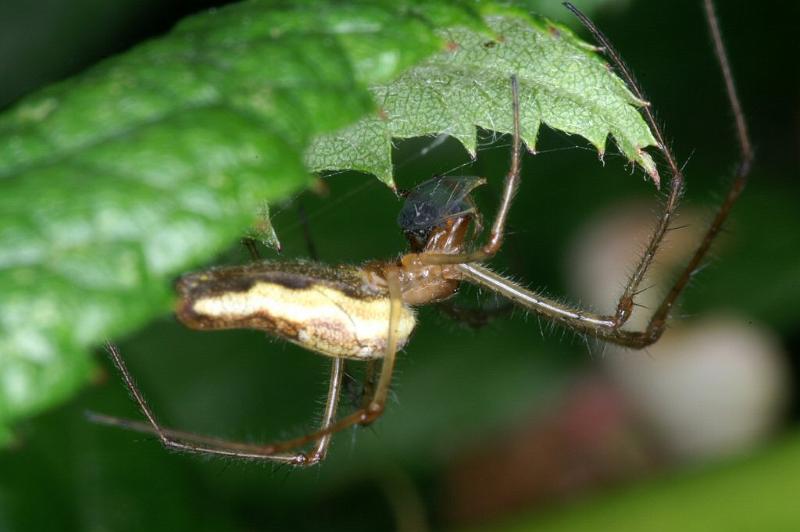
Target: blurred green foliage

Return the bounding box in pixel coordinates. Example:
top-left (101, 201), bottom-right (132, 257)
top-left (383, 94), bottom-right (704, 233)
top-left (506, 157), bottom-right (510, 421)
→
top-left (0, 0), bottom-right (798, 531)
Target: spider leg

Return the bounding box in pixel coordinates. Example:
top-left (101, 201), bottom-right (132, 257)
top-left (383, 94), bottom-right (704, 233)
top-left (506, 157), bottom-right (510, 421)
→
top-left (560, 2), bottom-right (685, 330)
top-left (359, 359), bottom-right (378, 410)
top-left (442, 2), bottom-right (749, 347)
top-left (453, 263), bottom-right (654, 348)
top-left (562, 0), bottom-right (753, 343)
top-left (643, 0), bottom-right (753, 330)
top-left (322, 267), bottom-right (403, 430)
top-left (457, 263), bottom-right (617, 332)
top-left (241, 268), bottom-right (402, 442)
top-left (94, 270), bottom-right (403, 463)
top-left (462, 18), bottom-right (753, 349)
top-left (458, 1), bottom-right (752, 350)
top-left (307, 356), bottom-right (346, 462)
top-left (419, 74), bottom-right (523, 266)
top-left (92, 342), bottom-right (345, 465)
top-left (428, 3), bottom-right (750, 340)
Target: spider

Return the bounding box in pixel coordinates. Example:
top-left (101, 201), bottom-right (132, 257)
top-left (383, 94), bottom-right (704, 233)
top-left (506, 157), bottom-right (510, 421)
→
top-left (92, 1), bottom-right (752, 466)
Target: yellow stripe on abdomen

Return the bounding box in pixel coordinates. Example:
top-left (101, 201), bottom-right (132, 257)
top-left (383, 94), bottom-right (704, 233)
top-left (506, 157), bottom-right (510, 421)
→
top-left (189, 282), bottom-right (415, 360)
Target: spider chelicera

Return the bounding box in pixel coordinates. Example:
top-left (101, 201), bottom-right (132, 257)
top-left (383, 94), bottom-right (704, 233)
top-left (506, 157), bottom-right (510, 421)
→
top-left (92, 1), bottom-right (752, 466)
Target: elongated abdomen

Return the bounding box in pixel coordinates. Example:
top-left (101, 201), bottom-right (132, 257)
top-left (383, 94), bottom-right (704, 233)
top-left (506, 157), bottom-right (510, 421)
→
top-left (176, 260), bottom-right (416, 360)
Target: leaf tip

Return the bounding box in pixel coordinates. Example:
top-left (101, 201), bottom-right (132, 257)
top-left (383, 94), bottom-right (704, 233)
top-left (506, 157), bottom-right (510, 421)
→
top-left (252, 203), bottom-right (282, 253)
top-left (638, 148), bottom-right (660, 188)
top-left (376, 171), bottom-right (398, 194)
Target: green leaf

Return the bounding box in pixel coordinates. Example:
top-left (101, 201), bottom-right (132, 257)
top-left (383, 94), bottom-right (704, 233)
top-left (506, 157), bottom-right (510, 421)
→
top-left (306, 10), bottom-right (659, 188)
top-left (0, 0), bottom-right (485, 443)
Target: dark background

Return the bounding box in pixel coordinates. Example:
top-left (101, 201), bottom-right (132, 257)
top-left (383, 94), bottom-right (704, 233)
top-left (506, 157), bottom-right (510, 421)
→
top-left (1, 1), bottom-right (798, 530)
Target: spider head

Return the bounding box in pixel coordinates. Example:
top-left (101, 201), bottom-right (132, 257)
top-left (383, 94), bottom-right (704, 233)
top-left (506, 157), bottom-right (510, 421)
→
top-left (397, 176), bottom-right (486, 253)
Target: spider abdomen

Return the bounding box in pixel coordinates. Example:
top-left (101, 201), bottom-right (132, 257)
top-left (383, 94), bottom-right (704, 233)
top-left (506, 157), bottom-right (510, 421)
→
top-left (176, 260), bottom-right (416, 360)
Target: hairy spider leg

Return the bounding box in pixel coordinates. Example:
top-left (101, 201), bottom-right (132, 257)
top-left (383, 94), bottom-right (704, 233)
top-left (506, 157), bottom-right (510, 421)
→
top-left (90, 269), bottom-right (404, 465)
top-left (643, 0), bottom-right (753, 339)
top-left (234, 198), bottom-right (347, 460)
top-left (419, 74), bottom-right (522, 266)
top-left (304, 267), bottom-right (404, 432)
top-left (359, 359), bottom-right (378, 410)
top-left (90, 342), bottom-right (345, 465)
top-left (454, 1), bottom-right (752, 348)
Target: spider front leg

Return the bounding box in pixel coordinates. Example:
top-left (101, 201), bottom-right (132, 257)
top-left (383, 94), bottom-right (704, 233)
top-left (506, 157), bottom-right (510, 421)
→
top-left (640, 0), bottom-right (753, 339)
top-left (417, 72), bottom-right (642, 330)
top-left (559, 2), bottom-right (684, 331)
top-left (457, 4), bottom-right (751, 348)
top-left (568, 0), bottom-right (751, 346)
top-left (436, 1), bottom-right (750, 345)
top-left (420, 75), bottom-right (522, 267)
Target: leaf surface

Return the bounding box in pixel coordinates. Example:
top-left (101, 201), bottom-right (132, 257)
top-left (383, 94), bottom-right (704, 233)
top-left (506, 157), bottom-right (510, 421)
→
top-left (307, 11), bottom-right (659, 187)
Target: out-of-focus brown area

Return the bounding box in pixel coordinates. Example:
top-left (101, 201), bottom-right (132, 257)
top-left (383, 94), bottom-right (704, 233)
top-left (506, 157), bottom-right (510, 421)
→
top-left (444, 376), bottom-right (656, 524)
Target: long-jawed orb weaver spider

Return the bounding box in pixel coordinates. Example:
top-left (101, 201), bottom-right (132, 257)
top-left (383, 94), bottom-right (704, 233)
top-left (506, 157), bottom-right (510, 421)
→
top-left (91, 1), bottom-right (753, 466)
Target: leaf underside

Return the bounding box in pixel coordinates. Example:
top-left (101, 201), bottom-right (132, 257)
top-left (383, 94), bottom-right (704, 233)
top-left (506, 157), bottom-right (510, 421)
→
top-left (306, 13), bottom-right (659, 188)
